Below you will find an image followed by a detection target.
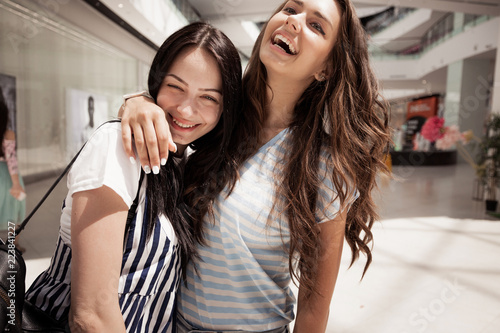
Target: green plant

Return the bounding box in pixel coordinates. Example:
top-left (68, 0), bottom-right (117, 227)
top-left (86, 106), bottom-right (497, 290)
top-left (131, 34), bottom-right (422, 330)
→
top-left (475, 114), bottom-right (500, 201)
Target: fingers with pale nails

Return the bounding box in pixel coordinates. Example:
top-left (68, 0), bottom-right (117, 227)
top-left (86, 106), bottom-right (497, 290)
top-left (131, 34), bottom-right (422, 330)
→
top-left (119, 96), bottom-right (176, 174)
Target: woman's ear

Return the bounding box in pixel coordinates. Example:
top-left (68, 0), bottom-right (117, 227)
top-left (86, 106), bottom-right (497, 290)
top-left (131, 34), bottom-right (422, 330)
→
top-left (315, 71), bottom-right (328, 82)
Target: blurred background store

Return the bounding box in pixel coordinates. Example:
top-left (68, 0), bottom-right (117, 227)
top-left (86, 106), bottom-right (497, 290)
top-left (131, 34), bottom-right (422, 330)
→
top-left (0, 0), bottom-right (499, 332)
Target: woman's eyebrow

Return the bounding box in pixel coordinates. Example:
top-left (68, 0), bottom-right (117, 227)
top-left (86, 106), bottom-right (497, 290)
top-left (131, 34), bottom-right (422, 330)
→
top-left (313, 11), bottom-right (333, 30)
top-left (166, 73), bottom-right (222, 94)
top-left (201, 88), bottom-right (222, 94)
top-left (166, 73), bottom-right (186, 84)
top-left (291, 0), bottom-right (334, 30)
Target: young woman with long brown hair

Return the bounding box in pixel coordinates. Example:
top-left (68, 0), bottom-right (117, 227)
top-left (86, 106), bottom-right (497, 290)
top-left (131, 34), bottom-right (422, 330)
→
top-left (120, 0), bottom-right (390, 331)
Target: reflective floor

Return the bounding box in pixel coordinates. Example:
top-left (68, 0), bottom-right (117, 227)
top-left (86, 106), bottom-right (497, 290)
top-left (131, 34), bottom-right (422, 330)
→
top-left (19, 163), bottom-right (500, 332)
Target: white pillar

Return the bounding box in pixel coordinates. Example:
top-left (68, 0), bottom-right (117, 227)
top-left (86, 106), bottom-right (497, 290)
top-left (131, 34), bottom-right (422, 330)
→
top-left (445, 59), bottom-right (492, 136)
top-left (444, 61), bottom-right (463, 127)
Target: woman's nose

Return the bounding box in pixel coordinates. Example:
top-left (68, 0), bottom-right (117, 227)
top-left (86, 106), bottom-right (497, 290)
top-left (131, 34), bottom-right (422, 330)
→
top-left (177, 100), bottom-right (195, 116)
top-left (285, 15), bottom-right (301, 33)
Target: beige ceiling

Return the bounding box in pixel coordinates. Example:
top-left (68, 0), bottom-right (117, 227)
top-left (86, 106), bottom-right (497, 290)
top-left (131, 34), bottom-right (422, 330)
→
top-left (187, 0), bottom-right (499, 57)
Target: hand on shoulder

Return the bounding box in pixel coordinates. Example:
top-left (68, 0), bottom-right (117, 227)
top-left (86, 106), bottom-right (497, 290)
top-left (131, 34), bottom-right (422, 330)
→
top-left (120, 95), bottom-right (176, 172)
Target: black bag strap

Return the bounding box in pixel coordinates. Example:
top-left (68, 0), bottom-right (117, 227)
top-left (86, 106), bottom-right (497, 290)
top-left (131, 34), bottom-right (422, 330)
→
top-left (123, 170), bottom-right (145, 239)
top-left (15, 119), bottom-right (123, 235)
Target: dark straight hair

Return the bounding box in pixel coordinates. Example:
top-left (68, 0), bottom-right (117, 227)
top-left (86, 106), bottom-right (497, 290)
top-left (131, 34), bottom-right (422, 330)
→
top-left (145, 22), bottom-right (242, 276)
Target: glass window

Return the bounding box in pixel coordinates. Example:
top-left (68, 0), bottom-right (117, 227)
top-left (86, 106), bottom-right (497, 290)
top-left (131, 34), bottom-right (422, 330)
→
top-left (0, 0), bottom-right (139, 177)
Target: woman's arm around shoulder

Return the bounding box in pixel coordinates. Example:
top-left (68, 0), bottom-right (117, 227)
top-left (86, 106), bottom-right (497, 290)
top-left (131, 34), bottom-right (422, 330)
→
top-left (119, 95), bottom-right (176, 171)
top-left (69, 185), bottom-right (129, 332)
top-left (293, 209), bottom-right (347, 333)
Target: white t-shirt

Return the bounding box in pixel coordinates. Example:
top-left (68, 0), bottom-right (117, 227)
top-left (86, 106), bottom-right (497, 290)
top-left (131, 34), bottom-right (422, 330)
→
top-left (26, 121), bottom-right (181, 332)
top-left (59, 121), bottom-right (142, 245)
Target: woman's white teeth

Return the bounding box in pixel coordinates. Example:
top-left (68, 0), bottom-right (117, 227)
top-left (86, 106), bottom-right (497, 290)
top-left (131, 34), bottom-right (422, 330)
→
top-left (274, 34), bottom-right (296, 55)
top-left (173, 118), bottom-right (196, 128)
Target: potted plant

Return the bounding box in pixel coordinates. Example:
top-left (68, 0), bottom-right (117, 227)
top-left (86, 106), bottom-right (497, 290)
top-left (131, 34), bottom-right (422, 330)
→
top-left (421, 114), bottom-right (500, 211)
top-left (475, 114), bottom-right (500, 211)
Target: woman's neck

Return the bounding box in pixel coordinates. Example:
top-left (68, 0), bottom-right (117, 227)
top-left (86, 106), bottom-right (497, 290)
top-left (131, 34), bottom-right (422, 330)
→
top-left (258, 83), bottom-right (295, 145)
top-left (264, 73), bottom-right (311, 130)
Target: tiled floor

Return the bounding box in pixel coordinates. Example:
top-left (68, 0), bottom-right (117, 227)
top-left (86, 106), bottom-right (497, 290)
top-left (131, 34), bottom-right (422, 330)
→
top-left (17, 162), bottom-right (500, 332)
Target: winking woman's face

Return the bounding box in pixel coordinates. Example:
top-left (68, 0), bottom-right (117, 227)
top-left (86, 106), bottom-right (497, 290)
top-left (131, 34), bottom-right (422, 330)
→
top-left (156, 47), bottom-right (223, 153)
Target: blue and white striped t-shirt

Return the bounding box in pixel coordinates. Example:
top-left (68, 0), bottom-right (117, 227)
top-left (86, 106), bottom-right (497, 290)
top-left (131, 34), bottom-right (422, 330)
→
top-left (178, 129), bottom-right (355, 331)
top-left (25, 123), bottom-right (180, 332)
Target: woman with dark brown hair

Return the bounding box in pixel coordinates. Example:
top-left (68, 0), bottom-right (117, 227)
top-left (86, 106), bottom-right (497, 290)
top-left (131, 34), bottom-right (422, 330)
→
top-left (25, 22), bottom-right (242, 332)
top-left (120, 0), bottom-right (390, 332)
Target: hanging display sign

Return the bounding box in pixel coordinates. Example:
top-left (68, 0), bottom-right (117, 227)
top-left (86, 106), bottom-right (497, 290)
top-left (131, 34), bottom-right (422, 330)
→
top-left (404, 95), bottom-right (439, 148)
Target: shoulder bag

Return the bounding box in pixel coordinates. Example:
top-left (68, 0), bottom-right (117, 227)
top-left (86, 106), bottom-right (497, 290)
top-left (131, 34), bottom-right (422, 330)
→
top-left (0, 120), bottom-right (142, 332)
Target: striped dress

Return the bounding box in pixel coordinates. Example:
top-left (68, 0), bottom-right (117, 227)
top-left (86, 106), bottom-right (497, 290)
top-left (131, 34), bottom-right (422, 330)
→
top-left (25, 123), bottom-right (180, 332)
top-left (178, 129), bottom-right (357, 331)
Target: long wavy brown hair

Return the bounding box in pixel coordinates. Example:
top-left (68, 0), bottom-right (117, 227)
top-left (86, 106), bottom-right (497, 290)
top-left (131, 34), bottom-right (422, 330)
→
top-left (185, 0), bottom-right (391, 297)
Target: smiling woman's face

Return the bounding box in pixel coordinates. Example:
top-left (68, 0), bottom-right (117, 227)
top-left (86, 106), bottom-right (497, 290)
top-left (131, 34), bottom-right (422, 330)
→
top-left (259, 0), bottom-right (341, 84)
top-left (156, 46), bottom-right (223, 153)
